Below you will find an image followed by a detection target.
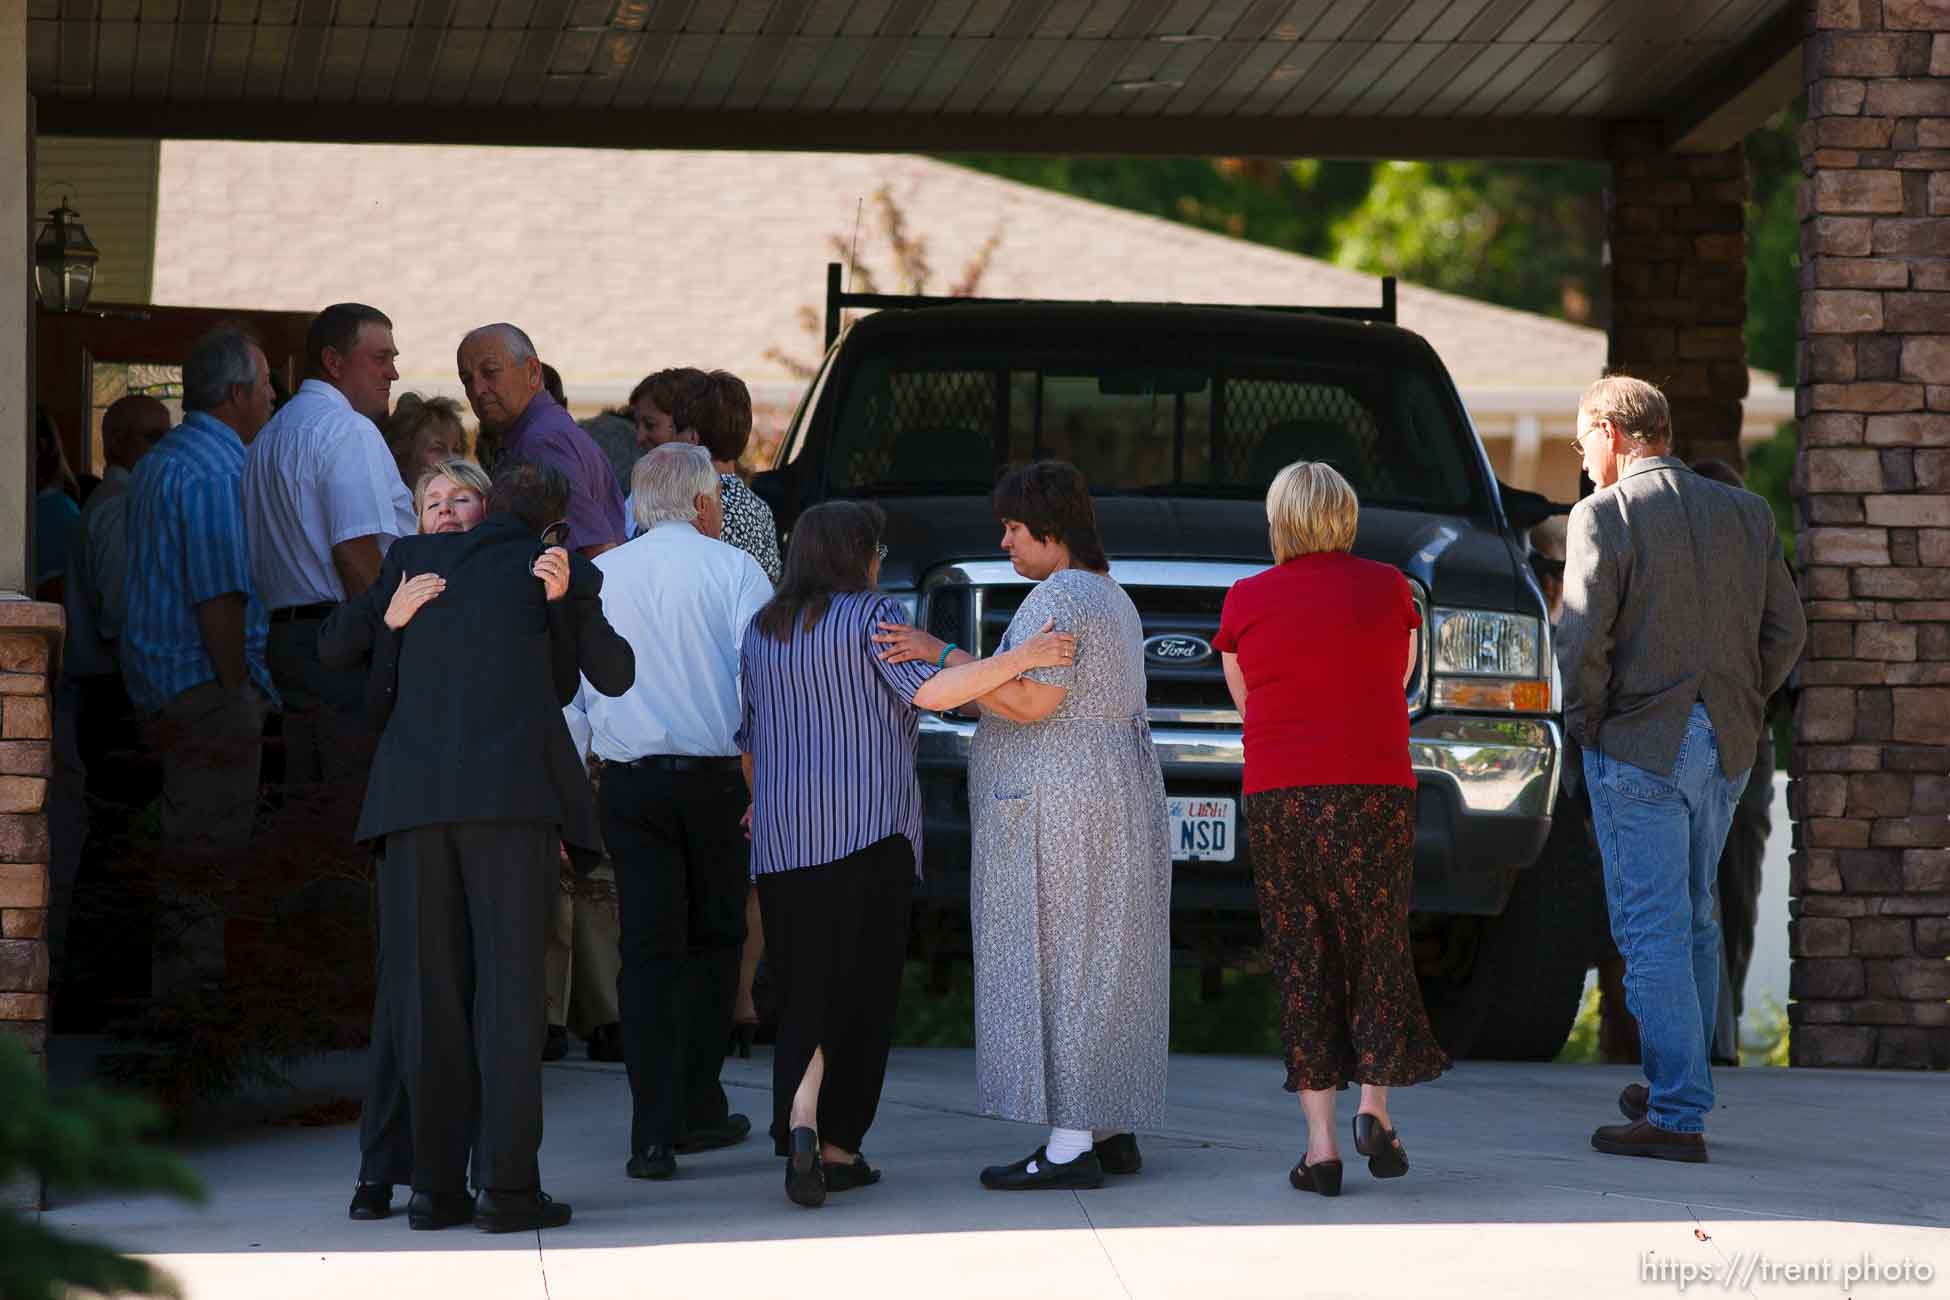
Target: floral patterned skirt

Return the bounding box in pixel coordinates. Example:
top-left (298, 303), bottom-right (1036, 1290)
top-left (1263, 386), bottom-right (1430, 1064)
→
top-left (1245, 784), bottom-right (1449, 1093)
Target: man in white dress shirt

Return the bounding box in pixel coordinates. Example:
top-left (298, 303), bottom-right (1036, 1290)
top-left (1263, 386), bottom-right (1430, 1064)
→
top-left (242, 302), bottom-right (415, 787)
top-left (567, 443), bottom-right (771, 1182)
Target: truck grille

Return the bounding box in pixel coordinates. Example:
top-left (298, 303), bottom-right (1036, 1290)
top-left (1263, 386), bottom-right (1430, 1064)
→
top-left (919, 561), bottom-right (1429, 728)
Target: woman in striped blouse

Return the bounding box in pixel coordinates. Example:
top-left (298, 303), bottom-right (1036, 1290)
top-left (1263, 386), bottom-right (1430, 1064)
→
top-left (736, 500), bottom-right (1074, 1208)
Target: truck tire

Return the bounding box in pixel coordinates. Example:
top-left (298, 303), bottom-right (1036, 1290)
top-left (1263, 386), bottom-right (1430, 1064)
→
top-left (1465, 805), bottom-right (1608, 1061)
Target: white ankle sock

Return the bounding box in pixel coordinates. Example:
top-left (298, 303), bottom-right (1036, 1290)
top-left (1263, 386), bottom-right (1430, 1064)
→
top-left (1044, 1126), bottom-right (1092, 1165)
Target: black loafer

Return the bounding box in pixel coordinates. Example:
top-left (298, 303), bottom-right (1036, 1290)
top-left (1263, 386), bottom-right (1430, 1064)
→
top-left (979, 1147), bottom-right (1105, 1191)
top-left (474, 1188), bottom-right (572, 1233)
top-left (824, 1156), bottom-right (882, 1192)
top-left (348, 1181), bottom-right (393, 1220)
top-left (542, 1024), bottom-right (568, 1062)
top-left (586, 1022), bottom-right (624, 1063)
top-left (626, 1145), bottom-right (677, 1180)
top-left (675, 1113), bottom-right (751, 1154)
top-left (1289, 1157), bottom-right (1343, 1197)
top-left (1618, 1082), bottom-right (1649, 1123)
top-left (406, 1189), bottom-right (474, 1230)
top-left (1351, 1114), bottom-right (1409, 1179)
top-left (1093, 1133), bottom-right (1142, 1175)
top-left (785, 1126), bottom-right (826, 1208)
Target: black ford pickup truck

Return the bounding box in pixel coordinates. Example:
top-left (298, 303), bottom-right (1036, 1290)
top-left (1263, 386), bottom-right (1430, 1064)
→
top-left (753, 267), bottom-right (1598, 1059)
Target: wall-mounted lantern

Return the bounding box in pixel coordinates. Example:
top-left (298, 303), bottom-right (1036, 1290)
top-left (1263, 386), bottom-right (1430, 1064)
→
top-left (34, 198), bottom-right (101, 312)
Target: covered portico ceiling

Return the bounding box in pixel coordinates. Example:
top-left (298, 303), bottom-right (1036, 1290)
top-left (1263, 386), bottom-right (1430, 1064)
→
top-left (29, 0), bottom-right (1802, 159)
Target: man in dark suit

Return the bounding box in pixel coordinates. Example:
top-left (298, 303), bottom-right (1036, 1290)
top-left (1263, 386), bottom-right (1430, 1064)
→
top-left (328, 460), bottom-right (633, 1232)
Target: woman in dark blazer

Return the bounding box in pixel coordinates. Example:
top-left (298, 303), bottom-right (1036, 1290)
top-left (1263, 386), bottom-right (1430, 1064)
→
top-left (1214, 460), bottom-right (1447, 1198)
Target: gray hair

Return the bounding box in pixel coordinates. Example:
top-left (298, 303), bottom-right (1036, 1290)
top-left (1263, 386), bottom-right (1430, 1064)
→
top-left (459, 322), bottom-right (537, 364)
top-left (182, 326), bottom-right (263, 413)
top-left (632, 443), bottom-right (719, 530)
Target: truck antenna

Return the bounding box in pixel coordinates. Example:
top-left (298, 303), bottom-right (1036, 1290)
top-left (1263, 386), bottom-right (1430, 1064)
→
top-left (846, 197), bottom-right (863, 291)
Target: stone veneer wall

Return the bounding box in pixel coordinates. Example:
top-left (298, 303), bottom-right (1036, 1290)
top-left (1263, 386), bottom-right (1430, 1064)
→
top-left (1789, 0), bottom-right (1950, 1069)
top-left (1605, 129), bottom-right (1751, 468)
top-left (1, 602), bottom-right (61, 1211)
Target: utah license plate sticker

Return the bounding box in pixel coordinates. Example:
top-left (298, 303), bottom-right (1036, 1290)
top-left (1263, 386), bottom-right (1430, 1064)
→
top-left (1168, 795), bottom-right (1236, 863)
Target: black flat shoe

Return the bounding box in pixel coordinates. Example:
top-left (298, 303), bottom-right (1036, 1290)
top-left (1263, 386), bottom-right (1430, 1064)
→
top-left (626, 1145), bottom-right (677, 1180)
top-left (1092, 1133), bottom-right (1142, 1175)
top-left (474, 1188), bottom-right (572, 1233)
top-left (675, 1113), bottom-right (752, 1154)
top-left (542, 1024), bottom-right (568, 1062)
top-left (786, 1126), bottom-right (826, 1208)
top-left (824, 1156), bottom-right (882, 1192)
top-left (979, 1147), bottom-right (1105, 1191)
top-left (586, 1022), bottom-right (624, 1063)
top-left (348, 1181), bottom-right (393, 1220)
top-left (1289, 1157), bottom-right (1343, 1197)
top-left (1352, 1114), bottom-right (1409, 1179)
top-left (406, 1189), bottom-right (474, 1230)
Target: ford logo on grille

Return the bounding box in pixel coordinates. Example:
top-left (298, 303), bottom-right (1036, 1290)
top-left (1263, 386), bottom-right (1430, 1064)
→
top-left (1143, 634), bottom-right (1214, 666)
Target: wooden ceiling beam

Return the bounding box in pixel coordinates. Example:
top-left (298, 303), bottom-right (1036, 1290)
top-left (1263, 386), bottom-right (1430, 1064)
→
top-left (35, 95), bottom-right (1610, 157)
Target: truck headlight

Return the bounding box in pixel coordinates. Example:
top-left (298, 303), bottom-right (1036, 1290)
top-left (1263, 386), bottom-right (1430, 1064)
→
top-left (1431, 608), bottom-right (1541, 677)
top-left (1429, 607), bottom-right (1551, 713)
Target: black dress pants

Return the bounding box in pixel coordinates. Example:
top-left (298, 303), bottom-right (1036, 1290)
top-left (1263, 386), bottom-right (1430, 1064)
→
top-left (381, 820), bottom-right (554, 1194)
top-left (357, 855), bottom-right (412, 1186)
top-left (757, 834), bottom-right (913, 1157)
top-left (601, 763), bottom-right (748, 1155)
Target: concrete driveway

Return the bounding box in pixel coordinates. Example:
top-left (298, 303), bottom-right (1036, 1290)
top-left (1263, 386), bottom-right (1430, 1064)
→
top-left (40, 1048), bottom-right (1950, 1300)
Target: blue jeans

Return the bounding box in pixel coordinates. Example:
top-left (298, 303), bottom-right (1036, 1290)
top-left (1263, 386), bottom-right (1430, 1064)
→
top-left (1583, 705), bottom-right (1749, 1134)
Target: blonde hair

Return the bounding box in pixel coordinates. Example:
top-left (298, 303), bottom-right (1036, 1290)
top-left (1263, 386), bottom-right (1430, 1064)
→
top-left (1578, 375), bottom-right (1672, 449)
top-left (386, 392), bottom-right (471, 473)
top-left (413, 457), bottom-right (492, 528)
top-left (1267, 460), bottom-right (1359, 562)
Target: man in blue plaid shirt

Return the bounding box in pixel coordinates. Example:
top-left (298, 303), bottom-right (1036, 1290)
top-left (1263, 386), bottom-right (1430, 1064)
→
top-left (121, 324), bottom-right (279, 993)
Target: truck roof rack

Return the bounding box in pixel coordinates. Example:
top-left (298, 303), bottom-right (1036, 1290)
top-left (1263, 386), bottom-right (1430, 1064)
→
top-left (823, 261), bottom-right (1397, 348)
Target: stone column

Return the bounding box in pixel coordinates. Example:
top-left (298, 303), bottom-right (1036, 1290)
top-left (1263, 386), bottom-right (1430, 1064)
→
top-left (1789, 0), bottom-right (1950, 1070)
top-left (1605, 126), bottom-right (1751, 467)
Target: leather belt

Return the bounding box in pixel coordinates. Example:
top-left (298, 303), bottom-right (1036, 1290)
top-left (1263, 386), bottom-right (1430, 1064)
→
top-left (621, 754), bottom-right (743, 773)
top-left (269, 601), bottom-right (337, 624)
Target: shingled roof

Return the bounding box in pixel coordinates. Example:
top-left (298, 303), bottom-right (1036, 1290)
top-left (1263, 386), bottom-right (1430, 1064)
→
top-left (149, 140), bottom-right (1789, 435)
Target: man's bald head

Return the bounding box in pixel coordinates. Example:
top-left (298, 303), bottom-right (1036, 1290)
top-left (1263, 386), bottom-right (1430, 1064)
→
top-left (102, 394), bottom-right (171, 471)
top-left (456, 323), bottom-right (544, 435)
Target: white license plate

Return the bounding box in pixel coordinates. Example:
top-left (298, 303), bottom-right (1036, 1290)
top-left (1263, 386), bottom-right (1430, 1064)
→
top-left (1168, 795), bottom-right (1236, 863)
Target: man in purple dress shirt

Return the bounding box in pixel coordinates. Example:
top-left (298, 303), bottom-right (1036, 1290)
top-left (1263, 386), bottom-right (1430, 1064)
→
top-left (457, 323), bottom-right (627, 559)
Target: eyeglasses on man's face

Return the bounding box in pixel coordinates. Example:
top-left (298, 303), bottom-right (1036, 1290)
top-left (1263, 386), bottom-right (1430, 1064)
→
top-left (1571, 418), bottom-right (1609, 457)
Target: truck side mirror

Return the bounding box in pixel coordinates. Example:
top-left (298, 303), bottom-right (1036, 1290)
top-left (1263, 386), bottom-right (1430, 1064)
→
top-left (750, 469), bottom-right (796, 524)
top-left (1499, 483), bottom-right (1569, 532)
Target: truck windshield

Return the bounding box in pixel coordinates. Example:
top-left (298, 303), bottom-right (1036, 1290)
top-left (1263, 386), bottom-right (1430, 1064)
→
top-left (821, 336), bottom-right (1484, 512)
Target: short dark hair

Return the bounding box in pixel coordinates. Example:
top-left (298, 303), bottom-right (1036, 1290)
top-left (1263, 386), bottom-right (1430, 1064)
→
top-left (305, 303), bottom-right (392, 377)
top-left (991, 460), bottom-right (1108, 572)
top-left (754, 500), bottom-right (885, 643)
top-left (541, 362), bottom-right (566, 408)
top-left (183, 324), bottom-right (263, 413)
top-left (631, 368), bottom-right (752, 461)
top-left (487, 459), bottom-right (571, 533)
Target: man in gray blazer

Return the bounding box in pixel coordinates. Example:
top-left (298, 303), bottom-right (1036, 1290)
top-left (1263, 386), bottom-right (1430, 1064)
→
top-left (1556, 376), bottom-right (1805, 1163)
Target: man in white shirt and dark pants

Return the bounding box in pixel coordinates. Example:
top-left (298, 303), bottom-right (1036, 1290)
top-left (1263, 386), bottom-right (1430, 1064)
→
top-left (568, 443), bottom-right (771, 1182)
top-left (242, 302), bottom-right (415, 788)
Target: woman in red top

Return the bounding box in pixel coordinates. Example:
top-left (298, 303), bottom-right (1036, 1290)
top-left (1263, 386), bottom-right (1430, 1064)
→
top-left (1214, 460), bottom-right (1447, 1199)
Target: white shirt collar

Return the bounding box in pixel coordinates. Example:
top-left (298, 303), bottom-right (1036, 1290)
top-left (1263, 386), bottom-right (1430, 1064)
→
top-left (297, 377), bottom-right (355, 412)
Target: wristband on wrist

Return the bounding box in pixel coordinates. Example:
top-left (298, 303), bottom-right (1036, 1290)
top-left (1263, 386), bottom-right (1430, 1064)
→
top-left (936, 643), bottom-right (957, 670)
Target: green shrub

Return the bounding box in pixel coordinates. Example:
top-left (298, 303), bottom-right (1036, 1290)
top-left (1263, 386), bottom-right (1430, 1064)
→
top-left (0, 1039), bottom-right (204, 1300)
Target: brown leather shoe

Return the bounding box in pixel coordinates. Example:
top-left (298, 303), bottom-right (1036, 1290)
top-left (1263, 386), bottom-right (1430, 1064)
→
top-left (1618, 1083), bottom-right (1649, 1122)
top-left (1591, 1118), bottom-right (1708, 1163)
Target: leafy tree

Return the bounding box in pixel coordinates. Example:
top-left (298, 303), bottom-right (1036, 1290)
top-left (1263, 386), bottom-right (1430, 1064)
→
top-left (1329, 160), bottom-right (1608, 323)
top-left (0, 1039), bottom-right (204, 1300)
top-left (1745, 98), bottom-right (1806, 385)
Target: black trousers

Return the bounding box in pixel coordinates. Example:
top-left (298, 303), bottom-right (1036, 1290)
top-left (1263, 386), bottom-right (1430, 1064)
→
top-left (602, 763), bottom-right (748, 1154)
top-left (357, 857), bottom-right (413, 1186)
top-left (757, 834), bottom-right (913, 1157)
top-left (381, 820), bottom-right (554, 1194)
